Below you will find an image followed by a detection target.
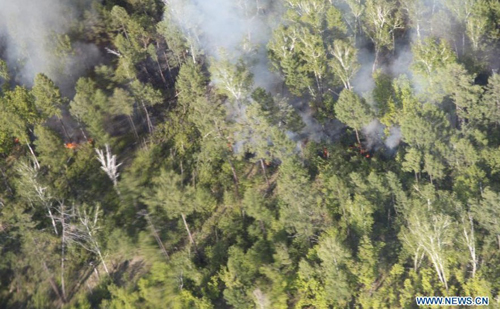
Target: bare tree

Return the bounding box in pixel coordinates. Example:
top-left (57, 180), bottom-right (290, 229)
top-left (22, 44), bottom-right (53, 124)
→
top-left (95, 144), bottom-right (122, 195)
top-left (78, 204), bottom-right (109, 274)
top-left (64, 204), bottom-right (110, 275)
top-left (96, 145), bottom-right (170, 261)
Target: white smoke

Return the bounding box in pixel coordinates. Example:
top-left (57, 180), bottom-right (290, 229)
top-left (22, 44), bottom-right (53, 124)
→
top-left (362, 120), bottom-right (385, 150)
top-left (166, 0), bottom-right (282, 92)
top-left (0, 0), bottom-right (100, 90)
top-left (351, 47), bottom-right (376, 96)
top-left (385, 126), bottom-right (402, 149)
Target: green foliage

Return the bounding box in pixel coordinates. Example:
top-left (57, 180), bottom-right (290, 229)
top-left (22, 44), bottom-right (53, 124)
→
top-left (315, 228), bottom-right (352, 306)
top-left (2, 0), bottom-right (500, 308)
top-left (471, 188), bottom-right (500, 243)
top-left (176, 62), bottom-right (207, 110)
top-left (32, 74), bottom-right (63, 119)
top-left (33, 124), bottom-right (68, 172)
top-left (2, 86), bottom-right (39, 126)
top-left (277, 158), bottom-right (327, 240)
top-left (363, 0), bottom-right (403, 52)
top-left (401, 103), bottom-right (451, 152)
top-left (334, 89), bottom-right (373, 142)
top-left (70, 78), bottom-right (109, 141)
top-left (109, 88), bottom-right (135, 116)
top-left (412, 37), bottom-right (457, 79)
top-left (209, 56), bottom-right (253, 101)
top-left (329, 39), bottom-right (359, 89)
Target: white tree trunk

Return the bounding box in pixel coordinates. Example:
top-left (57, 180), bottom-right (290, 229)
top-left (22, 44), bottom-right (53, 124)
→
top-left (26, 141), bottom-right (40, 170)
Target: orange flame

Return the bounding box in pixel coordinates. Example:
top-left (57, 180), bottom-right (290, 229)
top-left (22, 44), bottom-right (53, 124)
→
top-left (323, 147), bottom-right (329, 159)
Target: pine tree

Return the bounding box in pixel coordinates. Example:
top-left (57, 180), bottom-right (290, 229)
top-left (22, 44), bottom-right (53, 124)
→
top-left (334, 89), bottom-right (373, 146)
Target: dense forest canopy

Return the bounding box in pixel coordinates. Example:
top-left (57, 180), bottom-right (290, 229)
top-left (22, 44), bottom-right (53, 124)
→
top-left (1, 0), bottom-right (500, 308)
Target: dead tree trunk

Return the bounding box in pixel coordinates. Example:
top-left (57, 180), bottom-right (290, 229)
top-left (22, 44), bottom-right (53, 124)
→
top-left (140, 99), bottom-right (154, 133)
top-left (60, 202), bottom-right (67, 300)
top-left (228, 157), bottom-right (240, 199)
top-left (127, 114), bottom-right (139, 140)
top-left (25, 140), bottom-right (40, 170)
top-left (181, 212), bottom-right (198, 253)
top-left (463, 214), bottom-right (477, 278)
top-left (355, 129), bottom-right (361, 148)
top-left (32, 237), bottom-right (65, 303)
top-left (260, 159), bottom-right (270, 187)
top-left (144, 210), bottom-right (169, 260)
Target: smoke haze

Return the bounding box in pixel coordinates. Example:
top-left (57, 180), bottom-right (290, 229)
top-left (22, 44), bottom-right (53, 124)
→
top-left (0, 0), bottom-right (100, 91)
top-left (165, 0), bottom-right (493, 153)
top-left (167, 0), bottom-right (282, 92)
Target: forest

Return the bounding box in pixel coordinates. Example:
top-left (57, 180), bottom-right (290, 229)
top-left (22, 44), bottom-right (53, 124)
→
top-left (1, 0), bottom-right (500, 308)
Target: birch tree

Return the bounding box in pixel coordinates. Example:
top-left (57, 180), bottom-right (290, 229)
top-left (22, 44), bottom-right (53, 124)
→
top-left (400, 0), bottom-right (429, 39)
top-left (342, 0), bottom-right (365, 36)
top-left (329, 40), bottom-right (359, 90)
top-left (0, 86), bottom-right (41, 168)
top-left (405, 210), bottom-right (454, 291)
top-left (465, 0), bottom-right (491, 51)
top-left (15, 160), bottom-right (58, 235)
top-left (472, 188), bottom-right (500, 249)
top-left (209, 56), bottom-right (253, 102)
top-left (297, 29), bottom-right (327, 96)
top-left (461, 212), bottom-right (478, 278)
top-left (54, 201), bottom-right (73, 301)
top-left (362, 0), bottom-right (403, 71)
top-left (268, 24), bottom-right (312, 96)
